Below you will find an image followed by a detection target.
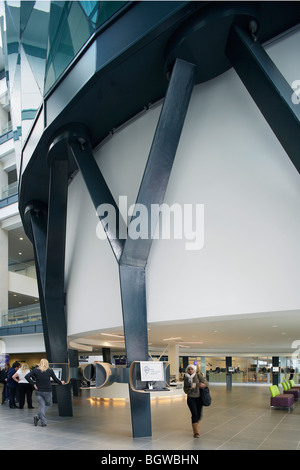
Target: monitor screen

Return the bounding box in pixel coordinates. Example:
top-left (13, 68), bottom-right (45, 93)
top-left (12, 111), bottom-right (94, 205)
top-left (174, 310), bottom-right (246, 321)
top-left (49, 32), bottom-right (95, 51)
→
top-left (51, 368), bottom-right (62, 381)
top-left (140, 361), bottom-right (165, 382)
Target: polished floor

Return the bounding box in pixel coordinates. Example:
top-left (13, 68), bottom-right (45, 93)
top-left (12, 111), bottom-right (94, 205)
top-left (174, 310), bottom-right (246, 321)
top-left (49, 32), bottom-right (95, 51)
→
top-left (0, 384), bottom-right (300, 451)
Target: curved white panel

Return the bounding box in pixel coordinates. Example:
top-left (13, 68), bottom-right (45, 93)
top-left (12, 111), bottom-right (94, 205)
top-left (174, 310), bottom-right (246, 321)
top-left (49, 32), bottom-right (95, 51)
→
top-left (65, 30), bottom-right (300, 337)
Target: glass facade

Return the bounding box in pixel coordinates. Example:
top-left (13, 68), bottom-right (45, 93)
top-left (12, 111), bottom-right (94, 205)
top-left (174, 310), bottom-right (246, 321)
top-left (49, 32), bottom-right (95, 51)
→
top-left (180, 356), bottom-right (300, 385)
top-left (1, 1), bottom-right (126, 153)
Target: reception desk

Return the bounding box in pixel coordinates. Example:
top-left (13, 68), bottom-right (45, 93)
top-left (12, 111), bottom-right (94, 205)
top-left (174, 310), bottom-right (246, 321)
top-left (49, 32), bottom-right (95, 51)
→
top-left (89, 382), bottom-right (185, 400)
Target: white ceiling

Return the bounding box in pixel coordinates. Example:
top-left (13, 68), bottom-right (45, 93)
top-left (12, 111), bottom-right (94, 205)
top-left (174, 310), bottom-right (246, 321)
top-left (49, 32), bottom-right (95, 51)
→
top-left (68, 309), bottom-right (300, 357)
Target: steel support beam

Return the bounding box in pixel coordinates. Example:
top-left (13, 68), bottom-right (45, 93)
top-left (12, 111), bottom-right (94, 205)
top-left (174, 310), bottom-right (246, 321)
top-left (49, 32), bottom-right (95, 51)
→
top-left (117, 59), bottom-right (196, 437)
top-left (25, 203), bottom-right (50, 356)
top-left (25, 195), bottom-right (72, 416)
top-left (120, 58), bottom-right (196, 267)
top-left (62, 59), bottom-right (196, 437)
top-left (119, 264), bottom-right (151, 437)
top-left (44, 147), bottom-right (73, 416)
top-left (226, 24), bottom-right (300, 173)
top-left (68, 138), bottom-right (125, 262)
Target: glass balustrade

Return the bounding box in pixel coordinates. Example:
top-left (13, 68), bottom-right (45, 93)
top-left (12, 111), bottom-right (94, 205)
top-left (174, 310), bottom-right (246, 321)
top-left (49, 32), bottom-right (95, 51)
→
top-left (1, 303), bottom-right (41, 326)
top-left (8, 258), bottom-right (37, 279)
top-left (1, 182), bottom-right (18, 199)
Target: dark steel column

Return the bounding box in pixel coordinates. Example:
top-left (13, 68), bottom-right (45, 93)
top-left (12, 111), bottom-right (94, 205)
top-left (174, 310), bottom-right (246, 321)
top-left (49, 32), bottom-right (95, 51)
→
top-left (102, 348), bottom-right (111, 363)
top-left (120, 58), bottom-right (196, 267)
top-left (44, 144), bottom-right (72, 416)
top-left (24, 203), bottom-right (51, 356)
top-left (68, 349), bottom-right (80, 397)
top-left (226, 356), bottom-right (232, 390)
top-left (24, 191), bottom-right (72, 416)
top-left (119, 264), bottom-right (151, 437)
top-left (226, 24), bottom-right (300, 173)
top-left (118, 58), bottom-right (196, 437)
top-left (65, 59), bottom-right (196, 437)
top-left (68, 138), bottom-right (125, 262)
top-left (272, 357), bottom-right (280, 386)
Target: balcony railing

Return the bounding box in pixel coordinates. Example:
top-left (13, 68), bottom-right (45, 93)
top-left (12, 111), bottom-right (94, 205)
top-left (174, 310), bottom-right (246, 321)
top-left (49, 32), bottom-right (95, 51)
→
top-left (1, 303), bottom-right (41, 326)
top-left (0, 181), bottom-right (18, 208)
top-left (9, 258), bottom-right (37, 279)
top-left (0, 122), bottom-right (13, 136)
top-left (1, 181), bottom-right (18, 199)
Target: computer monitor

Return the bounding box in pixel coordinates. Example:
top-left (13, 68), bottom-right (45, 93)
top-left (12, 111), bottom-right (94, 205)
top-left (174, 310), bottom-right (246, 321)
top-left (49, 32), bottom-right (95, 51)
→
top-left (51, 368), bottom-right (62, 381)
top-left (140, 361), bottom-right (165, 382)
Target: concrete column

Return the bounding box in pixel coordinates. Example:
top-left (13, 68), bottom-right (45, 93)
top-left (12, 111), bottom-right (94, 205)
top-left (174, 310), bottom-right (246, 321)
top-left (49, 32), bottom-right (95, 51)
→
top-left (168, 343), bottom-right (179, 381)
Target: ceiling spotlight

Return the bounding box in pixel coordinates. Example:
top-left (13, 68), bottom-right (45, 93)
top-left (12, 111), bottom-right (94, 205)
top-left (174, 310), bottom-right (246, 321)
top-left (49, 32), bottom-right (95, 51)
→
top-left (180, 341), bottom-right (204, 344)
top-left (162, 337), bottom-right (182, 341)
top-left (101, 333), bottom-right (124, 338)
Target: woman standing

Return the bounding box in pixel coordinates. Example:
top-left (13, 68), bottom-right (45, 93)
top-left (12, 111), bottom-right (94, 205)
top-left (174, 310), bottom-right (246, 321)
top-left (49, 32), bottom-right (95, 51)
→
top-left (183, 364), bottom-right (208, 438)
top-left (12, 363), bottom-right (34, 409)
top-left (25, 358), bottom-right (65, 427)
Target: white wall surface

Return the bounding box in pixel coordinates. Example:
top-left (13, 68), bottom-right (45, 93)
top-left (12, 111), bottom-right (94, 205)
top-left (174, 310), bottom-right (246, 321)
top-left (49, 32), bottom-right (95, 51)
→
top-left (2, 333), bottom-right (45, 354)
top-left (8, 271), bottom-right (38, 297)
top-left (65, 28), bottom-right (300, 337)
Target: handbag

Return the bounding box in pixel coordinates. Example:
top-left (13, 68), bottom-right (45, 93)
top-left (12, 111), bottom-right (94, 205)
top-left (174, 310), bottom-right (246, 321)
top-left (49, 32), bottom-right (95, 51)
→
top-left (200, 386), bottom-right (212, 406)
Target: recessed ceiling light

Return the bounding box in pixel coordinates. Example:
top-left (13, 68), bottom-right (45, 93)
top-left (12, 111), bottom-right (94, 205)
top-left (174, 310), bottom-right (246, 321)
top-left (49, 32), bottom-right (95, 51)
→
top-left (163, 337), bottom-right (182, 341)
top-left (18, 252), bottom-right (22, 255)
top-left (180, 341), bottom-right (203, 344)
top-left (19, 237), bottom-right (23, 240)
top-left (101, 333), bottom-right (124, 338)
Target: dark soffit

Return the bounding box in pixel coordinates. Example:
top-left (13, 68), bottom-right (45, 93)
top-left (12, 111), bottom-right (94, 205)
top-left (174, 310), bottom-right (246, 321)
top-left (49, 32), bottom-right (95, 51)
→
top-left (19, 1), bottom-right (300, 238)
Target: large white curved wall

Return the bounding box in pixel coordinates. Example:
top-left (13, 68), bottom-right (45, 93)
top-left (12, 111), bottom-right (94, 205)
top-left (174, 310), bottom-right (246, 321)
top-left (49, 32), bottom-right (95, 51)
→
top-left (65, 27), bottom-right (300, 337)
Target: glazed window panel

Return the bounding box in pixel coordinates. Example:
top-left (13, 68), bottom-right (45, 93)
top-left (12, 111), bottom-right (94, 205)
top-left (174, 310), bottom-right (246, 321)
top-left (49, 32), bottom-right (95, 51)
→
top-left (44, 1), bottom-right (93, 93)
top-left (44, 1), bottom-right (127, 94)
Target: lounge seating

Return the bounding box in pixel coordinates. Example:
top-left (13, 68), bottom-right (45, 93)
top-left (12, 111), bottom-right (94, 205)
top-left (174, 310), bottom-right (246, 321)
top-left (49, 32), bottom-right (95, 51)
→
top-left (281, 381), bottom-right (300, 399)
top-left (269, 385), bottom-right (294, 412)
top-left (289, 379), bottom-right (300, 390)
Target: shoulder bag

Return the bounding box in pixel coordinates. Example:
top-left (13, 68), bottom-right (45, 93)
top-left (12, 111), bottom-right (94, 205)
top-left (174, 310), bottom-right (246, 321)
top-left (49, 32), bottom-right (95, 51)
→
top-left (200, 386), bottom-right (212, 406)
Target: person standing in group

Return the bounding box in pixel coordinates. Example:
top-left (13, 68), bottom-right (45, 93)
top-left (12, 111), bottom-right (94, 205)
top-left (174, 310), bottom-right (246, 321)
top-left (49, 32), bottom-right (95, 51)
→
top-left (12, 363), bottom-right (34, 409)
top-left (25, 358), bottom-right (65, 427)
top-left (183, 364), bottom-right (208, 438)
top-left (289, 366), bottom-right (295, 380)
top-left (1, 363), bottom-right (10, 404)
top-left (7, 361), bottom-right (21, 408)
top-left (0, 366), bottom-right (5, 404)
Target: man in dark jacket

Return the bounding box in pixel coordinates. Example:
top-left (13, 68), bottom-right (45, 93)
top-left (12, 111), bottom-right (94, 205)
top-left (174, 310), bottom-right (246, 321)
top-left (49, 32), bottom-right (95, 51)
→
top-left (7, 361), bottom-right (20, 408)
top-left (1, 363), bottom-right (10, 404)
